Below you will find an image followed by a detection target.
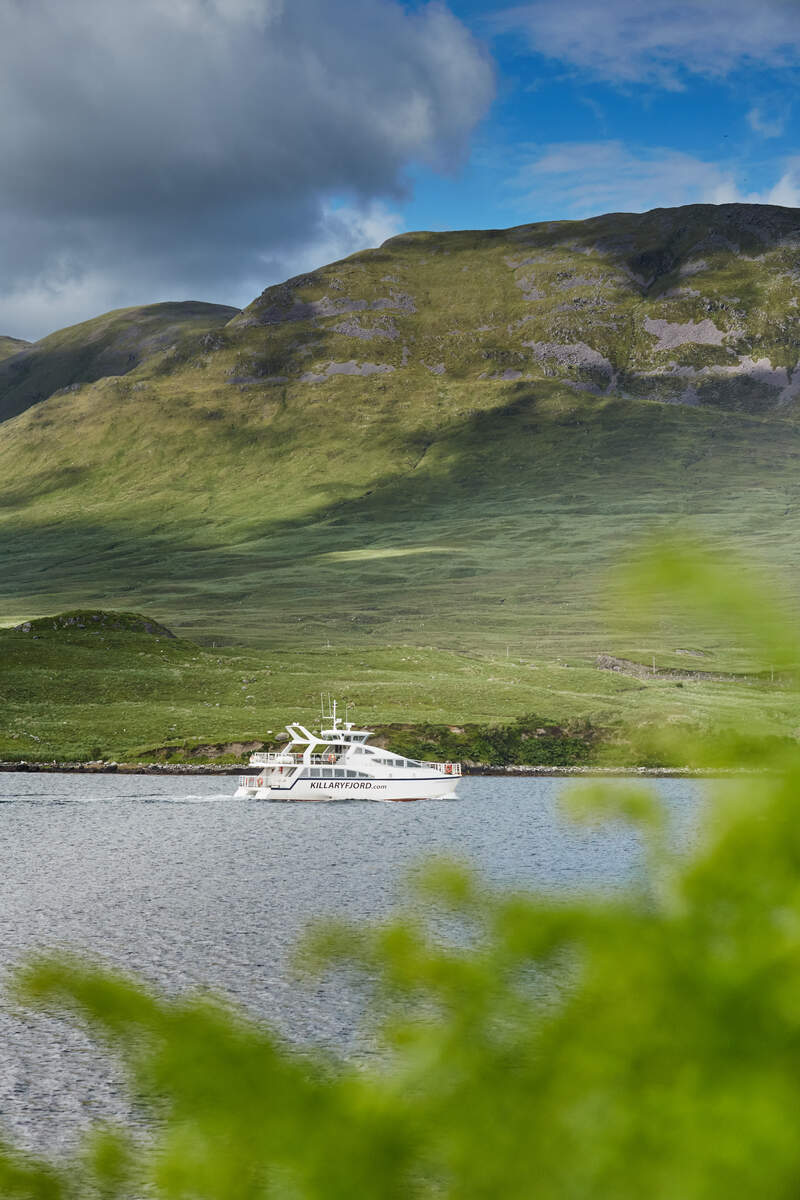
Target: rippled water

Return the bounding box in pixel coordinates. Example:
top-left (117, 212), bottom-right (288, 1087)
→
top-left (0, 772), bottom-right (705, 1152)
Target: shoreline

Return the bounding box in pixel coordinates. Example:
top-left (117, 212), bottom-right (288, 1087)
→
top-left (0, 761), bottom-right (742, 778)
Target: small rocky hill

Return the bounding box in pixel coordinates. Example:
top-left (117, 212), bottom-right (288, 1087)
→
top-left (0, 301), bottom-right (239, 423)
top-left (13, 610), bottom-right (176, 638)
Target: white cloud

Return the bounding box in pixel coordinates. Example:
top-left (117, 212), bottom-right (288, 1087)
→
top-left (761, 161), bottom-right (800, 208)
top-left (512, 142), bottom-right (800, 218)
top-left (0, 0), bottom-right (492, 339)
top-left (291, 202), bottom-right (407, 276)
top-left (747, 106), bottom-right (788, 139)
top-left (496, 0), bottom-right (800, 84)
top-left (514, 143), bottom-right (739, 216)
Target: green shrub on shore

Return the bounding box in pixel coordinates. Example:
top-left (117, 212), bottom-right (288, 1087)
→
top-left (376, 714), bottom-right (596, 766)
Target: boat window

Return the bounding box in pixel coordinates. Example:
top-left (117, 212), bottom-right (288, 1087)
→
top-left (334, 769), bottom-right (346, 778)
top-left (322, 768), bottom-right (333, 778)
top-left (403, 759), bottom-right (422, 768)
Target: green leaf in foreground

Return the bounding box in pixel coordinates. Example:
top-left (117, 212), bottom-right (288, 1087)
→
top-left (4, 547), bottom-right (800, 1196)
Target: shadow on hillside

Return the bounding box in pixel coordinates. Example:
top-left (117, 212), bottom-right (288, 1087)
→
top-left (285, 377), bottom-right (800, 529)
top-left (0, 464), bottom-right (91, 509)
top-left (517, 202), bottom-right (800, 296)
top-left (3, 369), bottom-right (800, 635)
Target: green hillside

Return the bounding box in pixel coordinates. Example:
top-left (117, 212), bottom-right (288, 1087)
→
top-left (1, 203), bottom-right (800, 753)
top-left (0, 335), bottom-right (31, 362)
top-left (0, 300), bottom-right (239, 424)
top-left (1, 612), bottom-right (796, 764)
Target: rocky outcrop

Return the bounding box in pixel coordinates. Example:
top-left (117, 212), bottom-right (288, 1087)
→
top-left (595, 654), bottom-right (749, 683)
top-left (299, 360), bottom-right (395, 383)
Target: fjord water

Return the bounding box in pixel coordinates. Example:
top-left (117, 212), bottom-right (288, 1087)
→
top-left (0, 773), bottom-right (702, 1153)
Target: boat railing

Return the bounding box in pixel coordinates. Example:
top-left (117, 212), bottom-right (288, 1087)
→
top-left (421, 760), bottom-right (462, 776)
top-left (247, 751), bottom-right (346, 768)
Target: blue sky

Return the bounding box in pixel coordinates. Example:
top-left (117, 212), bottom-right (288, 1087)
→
top-left (1, 0), bottom-right (799, 337)
top-left (401, 0), bottom-right (800, 233)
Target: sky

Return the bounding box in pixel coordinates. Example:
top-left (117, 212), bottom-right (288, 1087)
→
top-left (1, 0), bottom-right (799, 339)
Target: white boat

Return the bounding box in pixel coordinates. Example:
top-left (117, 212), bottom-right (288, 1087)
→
top-left (235, 701), bottom-right (461, 802)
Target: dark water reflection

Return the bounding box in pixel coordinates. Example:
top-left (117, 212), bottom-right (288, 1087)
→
top-left (0, 772), bottom-right (705, 1152)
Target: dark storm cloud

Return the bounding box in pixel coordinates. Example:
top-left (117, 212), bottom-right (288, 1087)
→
top-left (0, 0), bottom-right (493, 336)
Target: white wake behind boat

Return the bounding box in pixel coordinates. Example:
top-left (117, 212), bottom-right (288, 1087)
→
top-left (235, 702), bottom-right (461, 802)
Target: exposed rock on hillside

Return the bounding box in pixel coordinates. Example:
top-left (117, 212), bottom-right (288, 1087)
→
top-left (595, 654), bottom-right (747, 683)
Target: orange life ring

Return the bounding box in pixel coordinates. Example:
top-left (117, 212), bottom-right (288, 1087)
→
top-left (257, 776), bottom-right (264, 787)
top-left (445, 762), bottom-right (453, 775)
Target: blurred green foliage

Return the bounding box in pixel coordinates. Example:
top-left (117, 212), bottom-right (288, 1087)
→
top-left (3, 545), bottom-right (800, 1196)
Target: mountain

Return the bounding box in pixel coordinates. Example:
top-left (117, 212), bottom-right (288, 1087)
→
top-left (231, 202), bottom-right (800, 415)
top-left (1, 203), bottom-right (800, 681)
top-left (0, 335), bottom-right (31, 362)
top-left (0, 301), bottom-right (239, 424)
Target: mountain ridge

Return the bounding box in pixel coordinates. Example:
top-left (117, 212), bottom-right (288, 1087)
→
top-left (0, 334), bottom-right (31, 362)
top-left (3, 202), bottom-right (800, 424)
top-left (0, 300), bottom-right (239, 425)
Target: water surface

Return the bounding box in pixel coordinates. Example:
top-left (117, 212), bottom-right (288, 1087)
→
top-left (0, 772), bottom-right (704, 1152)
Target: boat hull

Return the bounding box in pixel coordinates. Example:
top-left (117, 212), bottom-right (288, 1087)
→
top-left (234, 776), bottom-right (459, 802)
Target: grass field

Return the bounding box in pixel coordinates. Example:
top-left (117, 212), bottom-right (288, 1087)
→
top-left (1, 612), bottom-right (797, 764)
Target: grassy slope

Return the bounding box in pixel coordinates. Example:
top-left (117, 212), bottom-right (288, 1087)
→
top-left (0, 301), bottom-right (239, 424)
top-left (1, 204), bottom-right (800, 755)
top-left (0, 335), bottom-right (31, 362)
top-left (1, 618), bottom-right (796, 764)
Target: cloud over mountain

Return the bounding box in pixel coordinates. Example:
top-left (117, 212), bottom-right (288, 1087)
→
top-left (0, 0), bottom-right (492, 337)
